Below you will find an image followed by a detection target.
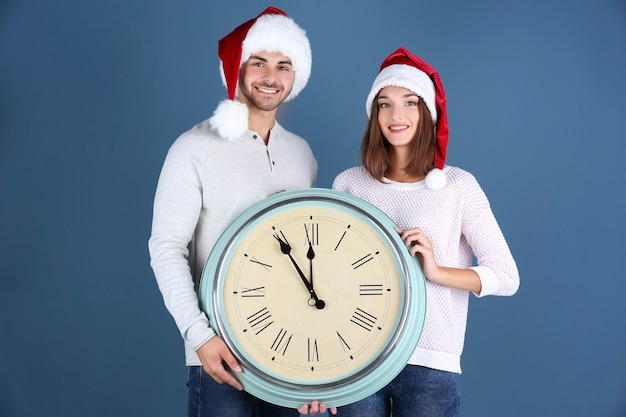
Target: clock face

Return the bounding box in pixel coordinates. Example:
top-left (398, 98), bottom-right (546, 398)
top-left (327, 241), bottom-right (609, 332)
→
top-left (200, 189), bottom-right (426, 408)
top-left (222, 204), bottom-right (402, 382)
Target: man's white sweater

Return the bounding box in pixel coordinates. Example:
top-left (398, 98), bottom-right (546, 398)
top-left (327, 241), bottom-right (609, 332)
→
top-left (149, 119), bottom-right (317, 366)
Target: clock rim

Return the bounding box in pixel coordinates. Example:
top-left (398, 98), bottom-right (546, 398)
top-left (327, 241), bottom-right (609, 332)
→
top-left (199, 188), bottom-right (426, 408)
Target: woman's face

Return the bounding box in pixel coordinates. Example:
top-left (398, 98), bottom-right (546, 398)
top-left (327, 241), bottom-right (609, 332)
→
top-left (376, 86), bottom-right (421, 149)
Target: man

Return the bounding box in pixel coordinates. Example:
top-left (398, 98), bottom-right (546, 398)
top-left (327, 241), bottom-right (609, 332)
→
top-left (149, 7), bottom-right (331, 416)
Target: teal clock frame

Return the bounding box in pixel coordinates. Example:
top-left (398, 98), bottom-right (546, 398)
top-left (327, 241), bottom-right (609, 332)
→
top-left (199, 188), bottom-right (426, 408)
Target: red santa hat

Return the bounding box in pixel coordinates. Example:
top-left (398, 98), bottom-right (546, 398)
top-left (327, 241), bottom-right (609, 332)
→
top-left (209, 6), bottom-right (312, 140)
top-left (365, 47), bottom-right (449, 189)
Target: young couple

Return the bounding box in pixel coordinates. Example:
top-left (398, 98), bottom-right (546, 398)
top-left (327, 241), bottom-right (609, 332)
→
top-left (148, 6), bottom-right (519, 417)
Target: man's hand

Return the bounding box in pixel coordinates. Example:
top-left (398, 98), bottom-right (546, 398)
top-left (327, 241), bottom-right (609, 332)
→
top-left (196, 336), bottom-right (243, 391)
top-left (299, 401), bottom-right (337, 415)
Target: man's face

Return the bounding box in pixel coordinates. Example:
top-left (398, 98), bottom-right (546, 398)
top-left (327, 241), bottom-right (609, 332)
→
top-left (237, 50), bottom-right (295, 112)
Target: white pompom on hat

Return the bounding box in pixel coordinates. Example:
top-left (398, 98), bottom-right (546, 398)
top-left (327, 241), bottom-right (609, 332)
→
top-left (208, 6), bottom-right (312, 140)
top-left (365, 47), bottom-right (449, 189)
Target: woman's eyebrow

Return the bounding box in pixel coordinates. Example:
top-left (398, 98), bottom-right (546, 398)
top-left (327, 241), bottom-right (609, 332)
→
top-left (377, 93), bottom-right (419, 100)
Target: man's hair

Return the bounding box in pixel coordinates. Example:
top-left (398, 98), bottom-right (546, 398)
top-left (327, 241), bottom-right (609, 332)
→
top-left (360, 96), bottom-right (436, 182)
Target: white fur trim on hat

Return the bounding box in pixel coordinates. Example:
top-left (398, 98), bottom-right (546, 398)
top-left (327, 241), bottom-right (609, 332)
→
top-left (241, 13), bottom-right (311, 102)
top-left (365, 64), bottom-right (436, 120)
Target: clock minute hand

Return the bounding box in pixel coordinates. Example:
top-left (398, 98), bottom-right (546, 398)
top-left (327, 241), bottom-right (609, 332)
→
top-left (273, 232), bottom-right (325, 310)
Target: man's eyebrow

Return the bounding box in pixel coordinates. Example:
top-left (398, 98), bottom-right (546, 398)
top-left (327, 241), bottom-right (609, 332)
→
top-left (249, 55), bottom-right (292, 66)
top-left (249, 55), bottom-right (268, 62)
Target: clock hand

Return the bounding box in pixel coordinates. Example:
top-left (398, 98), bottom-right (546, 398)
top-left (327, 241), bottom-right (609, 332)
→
top-left (273, 232), bottom-right (325, 310)
top-left (305, 243), bottom-right (325, 309)
top-left (305, 227), bottom-right (315, 290)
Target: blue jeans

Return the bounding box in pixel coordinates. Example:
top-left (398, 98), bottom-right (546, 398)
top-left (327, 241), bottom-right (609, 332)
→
top-left (187, 366), bottom-right (300, 417)
top-left (337, 365), bottom-right (461, 417)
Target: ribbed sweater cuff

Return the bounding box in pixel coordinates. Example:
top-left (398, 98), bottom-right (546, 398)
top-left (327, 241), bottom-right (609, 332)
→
top-left (471, 265), bottom-right (499, 297)
top-left (407, 347), bottom-right (462, 374)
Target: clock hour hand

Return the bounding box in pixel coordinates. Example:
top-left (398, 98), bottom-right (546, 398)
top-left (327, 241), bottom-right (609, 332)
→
top-left (305, 227), bottom-right (315, 290)
top-left (273, 232), bottom-right (325, 310)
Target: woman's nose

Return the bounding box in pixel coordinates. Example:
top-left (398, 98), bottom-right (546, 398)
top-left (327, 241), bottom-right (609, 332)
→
top-left (392, 110), bottom-right (404, 120)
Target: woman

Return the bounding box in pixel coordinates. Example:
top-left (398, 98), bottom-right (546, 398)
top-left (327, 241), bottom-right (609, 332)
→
top-left (332, 47), bottom-right (520, 417)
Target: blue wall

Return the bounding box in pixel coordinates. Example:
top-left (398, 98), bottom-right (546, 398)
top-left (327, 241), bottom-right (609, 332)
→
top-left (1, 1), bottom-right (625, 416)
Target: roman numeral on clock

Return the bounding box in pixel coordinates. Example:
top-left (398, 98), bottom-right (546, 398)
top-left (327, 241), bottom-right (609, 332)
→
top-left (307, 338), bottom-right (319, 362)
top-left (246, 255), bottom-right (272, 271)
top-left (240, 286), bottom-right (265, 298)
top-left (350, 308), bottom-right (378, 331)
top-left (304, 222), bottom-right (319, 246)
top-left (359, 284), bottom-right (383, 296)
top-left (336, 331), bottom-right (353, 357)
top-left (352, 253), bottom-right (374, 269)
top-left (246, 307), bottom-right (274, 335)
top-left (334, 225), bottom-right (350, 251)
top-left (270, 328), bottom-right (292, 356)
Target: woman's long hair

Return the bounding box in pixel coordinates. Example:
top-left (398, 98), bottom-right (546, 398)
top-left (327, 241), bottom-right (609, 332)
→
top-left (360, 95), bottom-right (436, 182)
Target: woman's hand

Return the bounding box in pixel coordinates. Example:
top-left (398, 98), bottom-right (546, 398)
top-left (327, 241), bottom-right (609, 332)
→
top-left (394, 226), bottom-right (482, 293)
top-left (394, 226), bottom-right (441, 281)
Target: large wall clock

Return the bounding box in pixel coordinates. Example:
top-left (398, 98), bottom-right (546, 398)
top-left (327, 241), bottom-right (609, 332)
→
top-left (199, 188), bottom-right (426, 408)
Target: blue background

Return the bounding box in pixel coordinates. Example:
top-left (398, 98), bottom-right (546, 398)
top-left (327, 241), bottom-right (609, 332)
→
top-left (1, 0), bottom-right (625, 416)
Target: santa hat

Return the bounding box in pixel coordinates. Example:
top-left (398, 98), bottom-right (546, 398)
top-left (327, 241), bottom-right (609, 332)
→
top-left (365, 47), bottom-right (449, 189)
top-left (209, 6), bottom-right (312, 140)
